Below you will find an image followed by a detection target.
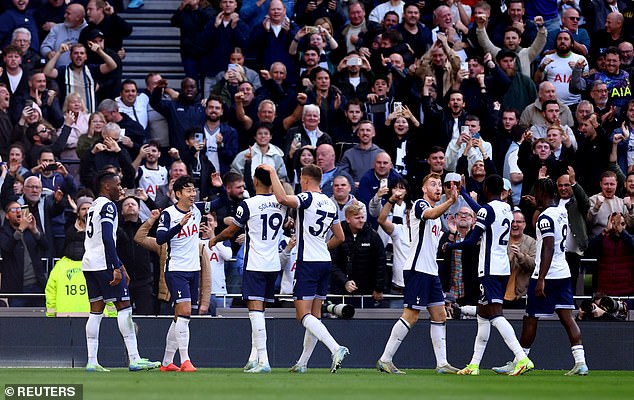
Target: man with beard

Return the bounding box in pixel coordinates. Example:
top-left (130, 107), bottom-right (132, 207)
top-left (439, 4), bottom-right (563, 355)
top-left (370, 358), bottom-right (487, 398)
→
top-left (497, 50), bottom-right (537, 113)
top-left (150, 77), bottom-right (205, 154)
top-left (422, 87), bottom-right (467, 150)
top-left (26, 72), bottom-right (63, 129)
top-left (570, 46), bottom-right (631, 113)
top-left (43, 41), bottom-right (117, 112)
top-left (536, 30), bottom-right (588, 107)
top-left (528, 100), bottom-right (578, 151)
top-left (298, 46), bottom-right (321, 92)
top-left (520, 81), bottom-right (573, 128)
top-left (200, 95), bottom-right (238, 176)
top-left (40, 3), bottom-right (87, 67)
top-left (97, 99), bottom-right (145, 160)
top-left (396, 2), bottom-right (432, 58)
top-left (0, 46), bottom-right (30, 100)
top-left (116, 80), bottom-right (149, 130)
top-left (331, 100), bottom-right (363, 159)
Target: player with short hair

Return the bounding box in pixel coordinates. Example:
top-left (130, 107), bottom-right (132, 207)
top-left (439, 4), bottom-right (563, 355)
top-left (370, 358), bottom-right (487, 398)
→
top-left (377, 173), bottom-right (460, 375)
top-left (210, 166), bottom-right (287, 373)
top-left (444, 175), bottom-right (532, 376)
top-left (493, 178), bottom-right (589, 376)
top-left (260, 163), bottom-right (349, 373)
top-left (82, 171), bottom-right (160, 372)
top-left (156, 173), bottom-right (224, 372)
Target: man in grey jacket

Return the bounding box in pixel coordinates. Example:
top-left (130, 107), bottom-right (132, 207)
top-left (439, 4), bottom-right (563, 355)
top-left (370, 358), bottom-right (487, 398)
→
top-left (40, 4), bottom-right (88, 67)
top-left (338, 121), bottom-right (383, 185)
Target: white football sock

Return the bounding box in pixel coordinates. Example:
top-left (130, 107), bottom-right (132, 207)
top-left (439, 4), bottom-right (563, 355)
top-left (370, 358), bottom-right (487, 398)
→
top-left (297, 329), bottom-right (318, 366)
top-left (514, 348), bottom-right (531, 363)
top-left (175, 316), bottom-right (191, 363)
top-left (162, 321), bottom-right (177, 366)
top-left (380, 318), bottom-right (410, 363)
top-left (571, 345), bottom-right (586, 364)
top-left (302, 314), bottom-right (339, 354)
top-left (470, 316), bottom-right (491, 366)
top-left (491, 316), bottom-right (525, 361)
top-left (430, 321), bottom-right (448, 367)
top-left (86, 312), bottom-right (103, 365)
top-left (249, 311), bottom-right (269, 366)
top-left (117, 307), bottom-right (140, 363)
top-left (247, 337), bottom-right (258, 363)
top-left (460, 305), bottom-right (477, 317)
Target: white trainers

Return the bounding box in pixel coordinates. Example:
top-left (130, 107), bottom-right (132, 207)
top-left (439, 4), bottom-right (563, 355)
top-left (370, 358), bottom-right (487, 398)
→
top-left (243, 360), bottom-right (258, 372)
top-left (492, 361), bottom-right (516, 375)
top-left (376, 360), bottom-right (405, 374)
top-left (288, 364), bottom-right (307, 373)
top-left (330, 346), bottom-right (350, 373)
top-left (245, 363), bottom-right (271, 373)
top-left (565, 363), bottom-right (589, 376)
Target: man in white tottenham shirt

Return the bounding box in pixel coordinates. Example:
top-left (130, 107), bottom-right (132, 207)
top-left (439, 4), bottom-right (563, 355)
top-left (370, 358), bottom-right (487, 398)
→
top-left (203, 94), bottom-right (238, 176)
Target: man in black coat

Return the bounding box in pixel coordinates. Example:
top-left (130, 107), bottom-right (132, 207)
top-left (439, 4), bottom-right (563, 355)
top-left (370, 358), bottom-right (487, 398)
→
top-left (0, 201), bottom-right (48, 307)
top-left (330, 202), bottom-right (386, 305)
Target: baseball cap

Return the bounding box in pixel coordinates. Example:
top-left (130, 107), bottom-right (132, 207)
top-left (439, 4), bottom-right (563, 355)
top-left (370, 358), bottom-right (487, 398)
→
top-left (444, 172), bottom-right (461, 183)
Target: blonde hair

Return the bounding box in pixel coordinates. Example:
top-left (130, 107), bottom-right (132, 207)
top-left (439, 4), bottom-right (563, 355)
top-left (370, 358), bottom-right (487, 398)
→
top-left (63, 92), bottom-right (87, 113)
top-left (345, 201), bottom-right (365, 219)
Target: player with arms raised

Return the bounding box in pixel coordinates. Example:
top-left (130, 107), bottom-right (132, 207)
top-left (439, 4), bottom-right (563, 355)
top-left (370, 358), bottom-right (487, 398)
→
top-left (377, 173), bottom-right (460, 375)
top-left (260, 163), bottom-right (349, 373)
top-left (494, 178), bottom-right (588, 376)
top-left (444, 175), bottom-right (532, 376)
top-left (210, 166), bottom-right (286, 373)
top-left (82, 171), bottom-right (160, 372)
top-left (156, 173), bottom-right (224, 372)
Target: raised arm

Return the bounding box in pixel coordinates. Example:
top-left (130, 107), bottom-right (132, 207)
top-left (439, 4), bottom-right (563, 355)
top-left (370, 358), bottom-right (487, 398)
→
top-left (259, 163), bottom-right (299, 208)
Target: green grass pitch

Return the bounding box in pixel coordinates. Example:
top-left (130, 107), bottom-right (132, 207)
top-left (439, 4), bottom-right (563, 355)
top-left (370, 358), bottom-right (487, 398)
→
top-left (2, 369), bottom-right (634, 400)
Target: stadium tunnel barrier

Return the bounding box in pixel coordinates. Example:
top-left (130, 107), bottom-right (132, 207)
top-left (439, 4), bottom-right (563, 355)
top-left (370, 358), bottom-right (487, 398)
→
top-left (0, 315), bottom-right (632, 370)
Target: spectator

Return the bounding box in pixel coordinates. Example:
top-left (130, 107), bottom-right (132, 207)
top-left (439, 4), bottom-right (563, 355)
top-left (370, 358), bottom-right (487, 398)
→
top-left (446, 114), bottom-right (494, 173)
top-left (458, 54), bottom-right (511, 120)
top-left (422, 87), bottom-right (467, 151)
top-left (0, 201), bottom-right (48, 307)
top-left (330, 174), bottom-right (363, 224)
top-left (205, 48), bottom-right (262, 99)
top-left (376, 177), bottom-right (410, 293)
top-left (27, 72), bottom-right (63, 130)
top-left (76, 111), bottom-right (105, 159)
top-left (0, 85), bottom-right (14, 159)
top-left (0, 45), bottom-right (29, 100)
top-left (581, 0), bottom-right (628, 35)
top-left (336, 1), bottom-right (380, 56)
top-left (132, 141), bottom-right (168, 205)
top-left (11, 28), bottom-right (46, 75)
top-left (316, 143), bottom-right (353, 197)
top-left (149, 77), bottom-right (205, 154)
top-left (97, 99), bottom-right (144, 159)
top-left (415, 32), bottom-right (461, 98)
top-left (378, 106), bottom-right (420, 180)
top-left (286, 145), bottom-right (316, 193)
top-left (557, 169), bottom-right (590, 294)
top-left (254, 62), bottom-right (300, 125)
top-left (170, 0), bottom-right (215, 87)
top-left (360, 151), bottom-right (402, 225)
top-left (591, 11), bottom-right (626, 63)
top-left (200, 212), bottom-right (232, 315)
top-left (40, 3), bottom-right (87, 67)
top-left (528, 100), bottom-right (578, 152)
top-left (200, 95), bottom-right (239, 176)
top-left (117, 196), bottom-right (156, 314)
top-left (171, 128), bottom-right (216, 200)
top-left (396, 2), bottom-right (432, 58)
top-left (0, 0), bottom-right (40, 51)
top-left (285, 104), bottom-right (333, 160)
top-left (438, 206), bottom-right (479, 306)
top-left (331, 99), bottom-right (363, 159)
top-left (79, 122), bottom-right (135, 189)
top-left (231, 122), bottom-right (288, 191)
top-left (489, 0), bottom-right (538, 49)
top-left (43, 42), bottom-right (117, 112)
top-left (542, 7), bottom-right (590, 57)
top-left (576, 114), bottom-right (611, 194)
top-left (116, 80), bottom-right (149, 130)
top-left (34, 0), bottom-right (67, 45)
top-left (80, 0), bottom-right (133, 58)
top-left (586, 210), bottom-right (634, 295)
top-left (364, 75), bottom-right (393, 130)
top-left (80, 29), bottom-right (123, 104)
top-left (497, 49), bottom-right (537, 113)
top-left (144, 73), bottom-right (176, 158)
top-left (503, 209), bottom-right (536, 309)
top-left (334, 53), bottom-right (372, 103)
top-left (304, 67), bottom-right (346, 133)
top-left (476, 14), bottom-right (547, 79)
top-left (330, 202), bottom-right (386, 304)
top-left (587, 170), bottom-right (634, 238)
top-left (339, 120), bottom-right (383, 184)
top-left (294, 0), bottom-right (346, 31)
top-left (570, 46), bottom-right (631, 113)
top-left (520, 81), bottom-right (574, 127)
top-left (536, 30), bottom-right (588, 107)
top-left (249, 0), bottom-right (299, 85)
top-left (430, 5), bottom-right (468, 62)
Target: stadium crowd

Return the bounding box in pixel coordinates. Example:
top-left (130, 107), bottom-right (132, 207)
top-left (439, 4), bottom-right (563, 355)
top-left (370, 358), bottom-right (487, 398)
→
top-left (0, 0), bottom-right (633, 316)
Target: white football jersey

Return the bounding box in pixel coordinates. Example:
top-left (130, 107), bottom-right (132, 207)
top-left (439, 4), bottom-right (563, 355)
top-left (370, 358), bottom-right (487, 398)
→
top-left (82, 196), bottom-right (120, 272)
top-left (475, 200), bottom-right (513, 277)
top-left (388, 222), bottom-right (410, 287)
top-left (158, 204), bottom-right (202, 272)
top-left (534, 205), bottom-right (571, 279)
top-left (404, 199), bottom-right (443, 275)
top-left (295, 192), bottom-right (339, 262)
top-left (233, 194), bottom-right (287, 272)
top-left (279, 236), bottom-right (298, 295)
top-left (138, 165), bottom-right (168, 201)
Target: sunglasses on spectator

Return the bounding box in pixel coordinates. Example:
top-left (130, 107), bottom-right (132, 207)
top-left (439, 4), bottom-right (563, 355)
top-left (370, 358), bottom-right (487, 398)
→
top-left (568, 16), bottom-right (580, 21)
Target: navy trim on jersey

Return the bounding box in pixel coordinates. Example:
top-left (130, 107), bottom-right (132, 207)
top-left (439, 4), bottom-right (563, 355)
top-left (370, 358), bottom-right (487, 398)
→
top-left (297, 206), bottom-right (305, 262)
top-left (244, 223), bottom-right (250, 269)
top-left (411, 216), bottom-right (427, 269)
top-left (101, 219), bottom-right (121, 270)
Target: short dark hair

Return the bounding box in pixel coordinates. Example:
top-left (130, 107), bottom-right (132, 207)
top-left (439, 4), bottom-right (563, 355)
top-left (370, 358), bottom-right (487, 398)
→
top-left (301, 164), bottom-right (323, 183)
top-left (309, 67), bottom-right (330, 82)
top-left (465, 114), bottom-right (480, 123)
top-left (254, 122), bottom-right (273, 137)
top-left (173, 175), bottom-right (195, 194)
top-left (535, 178), bottom-right (557, 199)
top-left (223, 171), bottom-right (244, 186)
top-left (206, 94), bottom-right (224, 108)
top-left (184, 126), bottom-right (202, 141)
top-left (542, 99), bottom-right (559, 110)
top-left (484, 174), bottom-right (504, 196)
top-left (254, 166), bottom-right (272, 187)
top-left (3, 45), bottom-right (21, 56)
top-left (146, 140), bottom-right (161, 150)
top-left (604, 46), bottom-right (621, 58)
top-left (95, 171), bottom-right (118, 193)
top-left (121, 79), bottom-right (137, 89)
